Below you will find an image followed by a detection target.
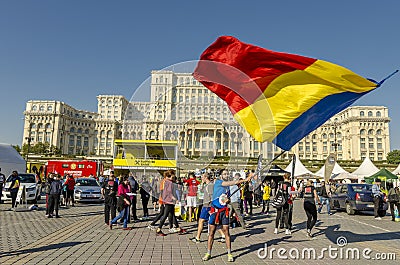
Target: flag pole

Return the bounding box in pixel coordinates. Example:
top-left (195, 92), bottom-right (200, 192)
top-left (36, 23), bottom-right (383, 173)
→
top-left (378, 69), bottom-right (399, 86)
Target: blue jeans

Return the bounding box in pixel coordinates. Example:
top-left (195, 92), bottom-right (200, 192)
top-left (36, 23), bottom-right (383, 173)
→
top-left (318, 197), bottom-right (331, 214)
top-left (111, 206), bottom-right (129, 228)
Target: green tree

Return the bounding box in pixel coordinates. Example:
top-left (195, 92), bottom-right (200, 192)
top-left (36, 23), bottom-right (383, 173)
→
top-left (20, 142), bottom-right (62, 156)
top-left (386, 150), bottom-right (400, 164)
top-left (12, 145), bottom-right (21, 153)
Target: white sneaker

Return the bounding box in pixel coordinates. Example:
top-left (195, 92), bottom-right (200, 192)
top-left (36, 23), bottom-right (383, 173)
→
top-left (285, 229), bottom-right (291, 235)
top-left (375, 217), bottom-right (382, 220)
top-left (274, 228), bottom-right (278, 234)
top-left (147, 225), bottom-right (156, 231)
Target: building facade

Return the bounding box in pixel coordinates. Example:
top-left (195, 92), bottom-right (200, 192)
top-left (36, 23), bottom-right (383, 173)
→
top-left (22, 70), bottom-right (391, 161)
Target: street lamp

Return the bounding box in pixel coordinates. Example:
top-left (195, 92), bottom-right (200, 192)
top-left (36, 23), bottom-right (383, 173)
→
top-left (331, 120), bottom-right (340, 155)
top-left (25, 136), bottom-right (32, 173)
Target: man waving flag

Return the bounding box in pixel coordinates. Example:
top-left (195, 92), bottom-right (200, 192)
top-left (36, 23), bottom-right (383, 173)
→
top-left (193, 36), bottom-right (379, 151)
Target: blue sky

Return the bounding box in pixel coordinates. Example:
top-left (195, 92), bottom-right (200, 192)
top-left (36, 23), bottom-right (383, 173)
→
top-left (1, 1), bottom-right (399, 150)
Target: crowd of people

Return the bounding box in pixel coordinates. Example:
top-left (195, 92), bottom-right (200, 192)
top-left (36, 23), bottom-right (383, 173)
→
top-left (2, 167), bottom-right (400, 262)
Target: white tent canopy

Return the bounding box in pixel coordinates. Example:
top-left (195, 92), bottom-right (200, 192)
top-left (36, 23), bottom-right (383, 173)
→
top-left (284, 156), bottom-right (314, 177)
top-left (0, 143), bottom-right (26, 176)
top-left (103, 169), bottom-right (113, 176)
top-left (315, 162), bottom-right (349, 178)
top-left (331, 172), bottom-right (361, 181)
top-left (352, 157), bottom-right (379, 177)
top-left (392, 164), bottom-right (400, 175)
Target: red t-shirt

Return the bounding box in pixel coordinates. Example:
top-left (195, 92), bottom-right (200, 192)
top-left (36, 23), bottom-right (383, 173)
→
top-left (185, 177), bottom-right (200, 197)
top-left (64, 177), bottom-right (76, 191)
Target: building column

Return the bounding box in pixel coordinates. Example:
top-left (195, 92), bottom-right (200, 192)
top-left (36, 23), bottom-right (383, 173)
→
top-left (220, 130), bottom-right (224, 156)
top-left (191, 128), bottom-right (196, 156)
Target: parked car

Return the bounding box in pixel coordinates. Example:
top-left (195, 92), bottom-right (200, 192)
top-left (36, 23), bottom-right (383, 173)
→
top-left (74, 178), bottom-right (103, 203)
top-left (1, 173), bottom-right (41, 203)
top-left (330, 183), bottom-right (388, 216)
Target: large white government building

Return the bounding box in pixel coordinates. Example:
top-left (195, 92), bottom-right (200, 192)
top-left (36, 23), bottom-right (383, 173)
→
top-left (22, 70), bottom-right (391, 161)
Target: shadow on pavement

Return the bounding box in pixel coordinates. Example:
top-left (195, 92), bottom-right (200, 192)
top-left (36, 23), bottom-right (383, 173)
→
top-left (231, 236), bottom-right (308, 259)
top-left (0, 241), bottom-right (91, 258)
top-left (61, 210), bottom-right (103, 218)
top-left (312, 224), bottom-right (400, 244)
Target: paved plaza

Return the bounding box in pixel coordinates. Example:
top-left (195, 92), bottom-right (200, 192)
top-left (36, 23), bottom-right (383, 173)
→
top-left (0, 199), bottom-right (399, 265)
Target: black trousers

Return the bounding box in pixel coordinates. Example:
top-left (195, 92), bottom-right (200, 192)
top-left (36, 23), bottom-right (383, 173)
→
top-left (131, 195), bottom-right (137, 219)
top-left (304, 201), bottom-right (317, 231)
top-left (104, 198), bottom-right (117, 224)
top-left (373, 196), bottom-right (381, 218)
top-left (10, 190), bottom-right (18, 208)
top-left (245, 197), bottom-right (253, 214)
top-left (48, 194), bottom-right (60, 216)
top-left (66, 189), bottom-right (74, 203)
top-left (142, 196), bottom-right (150, 217)
top-left (151, 204), bottom-right (165, 226)
top-left (0, 184), bottom-right (3, 203)
top-left (275, 205), bottom-right (289, 229)
top-left (158, 204), bottom-right (176, 229)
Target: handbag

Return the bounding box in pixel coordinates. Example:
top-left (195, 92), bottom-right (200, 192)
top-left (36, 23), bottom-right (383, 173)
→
top-left (271, 191), bottom-right (287, 208)
top-left (174, 202), bottom-right (182, 217)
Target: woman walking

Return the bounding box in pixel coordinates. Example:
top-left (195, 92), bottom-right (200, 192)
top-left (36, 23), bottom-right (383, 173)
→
top-left (302, 180), bottom-right (321, 238)
top-left (109, 176), bottom-right (132, 230)
top-left (155, 170), bottom-right (182, 236)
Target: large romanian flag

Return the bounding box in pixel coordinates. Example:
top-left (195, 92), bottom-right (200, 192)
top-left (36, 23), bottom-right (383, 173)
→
top-left (193, 36), bottom-right (378, 151)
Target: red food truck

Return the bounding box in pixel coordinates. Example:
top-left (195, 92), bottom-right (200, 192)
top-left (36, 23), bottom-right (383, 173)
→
top-left (45, 160), bottom-right (103, 178)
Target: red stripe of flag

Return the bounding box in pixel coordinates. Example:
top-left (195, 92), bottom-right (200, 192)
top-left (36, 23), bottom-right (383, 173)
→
top-left (193, 36), bottom-right (317, 114)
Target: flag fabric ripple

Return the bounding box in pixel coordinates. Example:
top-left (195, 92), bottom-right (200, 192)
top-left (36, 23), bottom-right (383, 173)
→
top-left (193, 36), bottom-right (378, 151)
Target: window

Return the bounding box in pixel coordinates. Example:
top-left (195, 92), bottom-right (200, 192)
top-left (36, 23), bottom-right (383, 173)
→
top-left (360, 138), bottom-right (366, 149)
top-left (69, 135), bottom-right (75, 146)
top-left (376, 111), bottom-right (381, 117)
top-left (360, 111), bottom-right (365, 117)
top-left (254, 141), bottom-right (259, 151)
top-left (32, 105), bottom-right (37, 111)
top-left (45, 132), bottom-right (51, 143)
top-left (47, 106), bottom-right (53, 111)
top-left (377, 138), bottom-right (382, 149)
top-left (368, 111), bottom-right (373, 117)
top-left (39, 105), bottom-right (45, 111)
top-left (368, 138), bottom-right (374, 149)
top-left (77, 136), bottom-right (82, 146)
